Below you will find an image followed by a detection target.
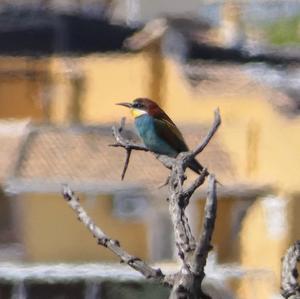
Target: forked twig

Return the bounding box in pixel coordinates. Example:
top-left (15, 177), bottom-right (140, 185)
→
top-left (110, 117), bottom-right (149, 179)
top-left (62, 185), bottom-right (174, 286)
top-left (191, 108), bottom-right (221, 158)
top-left (63, 109), bottom-right (221, 299)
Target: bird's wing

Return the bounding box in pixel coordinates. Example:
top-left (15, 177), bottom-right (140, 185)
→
top-left (153, 117), bottom-right (189, 153)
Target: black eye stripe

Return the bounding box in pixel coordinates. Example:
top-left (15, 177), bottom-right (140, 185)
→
top-left (133, 102), bottom-right (143, 108)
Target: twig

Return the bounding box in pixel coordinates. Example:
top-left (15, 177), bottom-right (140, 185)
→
top-left (281, 240), bottom-right (300, 299)
top-left (158, 175), bottom-right (171, 189)
top-left (121, 148), bottom-right (132, 180)
top-left (111, 118), bottom-right (149, 152)
top-left (169, 192), bottom-right (196, 257)
top-left (111, 109), bottom-right (221, 178)
top-left (167, 159), bottom-right (196, 260)
top-left (166, 109), bottom-right (220, 264)
top-left (182, 168), bottom-right (208, 207)
top-left (110, 118), bottom-right (149, 179)
top-left (110, 143), bottom-right (149, 151)
top-left (62, 185), bottom-right (173, 286)
top-left (111, 111), bottom-right (221, 268)
top-left (191, 108), bottom-right (221, 158)
top-left (192, 175), bottom-right (217, 275)
top-left (73, 109), bottom-right (222, 298)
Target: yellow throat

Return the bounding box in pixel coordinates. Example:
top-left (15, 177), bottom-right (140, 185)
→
top-left (131, 108), bottom-right (147, 118)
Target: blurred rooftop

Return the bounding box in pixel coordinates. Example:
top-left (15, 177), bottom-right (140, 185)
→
top-left (2, 123), bottom-right (234, 194)
top-left (0, 0), bottom-right (299, 66)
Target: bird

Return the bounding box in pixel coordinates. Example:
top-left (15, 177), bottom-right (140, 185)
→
top-left (116, 97), bottom-right (204, 175)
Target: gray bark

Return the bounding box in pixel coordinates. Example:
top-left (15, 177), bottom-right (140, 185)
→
top-left (63, 109), bottom-right (221, 299)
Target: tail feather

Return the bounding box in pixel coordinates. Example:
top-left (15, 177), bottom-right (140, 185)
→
top-left (188, 158), bottom-right (204, 174)
top-left (188, 158), bottom-right (222, 186)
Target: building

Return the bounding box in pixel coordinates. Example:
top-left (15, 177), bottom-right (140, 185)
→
top-left (0, 4), bottom-right (299, 299)
top-left (0, 122), bottom-right (237, 263)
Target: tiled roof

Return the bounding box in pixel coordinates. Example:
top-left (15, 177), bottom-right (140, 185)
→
top-left (10, 123), bottom-right (235, 191)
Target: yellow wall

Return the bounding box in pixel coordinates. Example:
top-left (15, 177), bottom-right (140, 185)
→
top-left (196, 193), bottom-right (298, 299)
top-left (2, 53), bottom-right (300, 195)
top-left (49, 54), bottom-right (155, 123)
top-left (195, 197), bottom-right (242, 263)
top-left (2, 53), bottom-right (300, 299)
top-left (19, 193), bottom-right (148, 262)
top-left (0, 56), bottom-right (50, 121)
top-left (238, 196), bottom-right (292, 299)
top-left (46, 55), bottom-right (300, 192)
top-left (160, 60), bottom-right (300, 192)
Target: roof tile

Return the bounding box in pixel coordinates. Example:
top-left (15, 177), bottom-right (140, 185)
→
top-left (14, 124), bottom-right (235, 187)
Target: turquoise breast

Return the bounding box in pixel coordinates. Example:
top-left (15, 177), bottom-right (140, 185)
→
top-left (135, 115), bottom-right (178, 156)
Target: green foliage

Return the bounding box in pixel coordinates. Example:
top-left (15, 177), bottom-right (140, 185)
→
top-left (265, 15), bottom-right (300, 45)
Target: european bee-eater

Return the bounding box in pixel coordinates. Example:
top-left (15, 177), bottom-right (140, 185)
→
top-left (117, 98), bottom-right (204, 174)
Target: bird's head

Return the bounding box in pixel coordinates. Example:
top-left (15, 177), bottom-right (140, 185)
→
top-left (117, 98), bottom-right (160, 118)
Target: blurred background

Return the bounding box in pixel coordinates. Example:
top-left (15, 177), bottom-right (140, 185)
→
top-left (0, 0), bottom-right (299, 298)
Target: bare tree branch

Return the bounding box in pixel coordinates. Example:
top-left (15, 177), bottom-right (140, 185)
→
top-left (281, 240), bottom-right (300, 299)
top-left (110, 108), bottom-right (221, 178)
top-left (169, 176), bottom-right (217, 299)
top-left (110, 110), bottom-right (221, 269)
top-left (110, 117), bottom-right (149, 179)
top-left (167, 158), bottom-right (196, 260)
top-left (165, 110), bottom-right (220, 265)
top-left (63, 109), bottom-right (221, 299)
top-left (191, 108), bottom-right (221, 158)
top-left (182, 168), bottom-right (208, 207)
top-left (192, 175), bottom-right (217, 275)
top-left (110, 117), bottom-right (149, 152)
top-left (62, 185), bottom-right (174, 287)
top-left (120, 148), bottom-right (132, 180)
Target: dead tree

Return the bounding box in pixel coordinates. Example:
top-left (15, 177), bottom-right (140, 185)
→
top-left (281, 240), bottom-right (300, 299)
top-left (62, 109), bottom-right (221, 299)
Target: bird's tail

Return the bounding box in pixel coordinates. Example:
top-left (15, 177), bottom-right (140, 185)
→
top-left (188, 158), bottom-right (222, 186)
top-left (188, 158), bottom-right (204, 175)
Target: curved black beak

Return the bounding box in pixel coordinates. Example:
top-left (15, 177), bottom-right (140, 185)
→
top-left (116, 102), bottom-right (132, 108)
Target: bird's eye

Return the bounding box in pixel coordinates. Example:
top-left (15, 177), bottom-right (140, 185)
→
top-left (133, 102), bottom-right (143, 109)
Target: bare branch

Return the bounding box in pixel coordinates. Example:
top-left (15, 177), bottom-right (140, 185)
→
top-left (182, 169), bottom-right (208, 207)
top-left (110, 118), bottom-right (149, 179)
top-left (59, 104), bottom-right (222, 299)
top-left (169, 197), bottom-right (196, 257)
top-left (192, 175), bottom-right (217, 275)
top-left (110, 143), bottom-right (149, 151)
top-left (167, 159), bottom-right (196, 261)
top-left (191, 108), bottom-right (221, 158)
top-left (164, 111), bottom-right (221, 269)
top-left (110, 118), bottom-right (149, 152)
top-left (111, 109), bottom-right (221, 178)
top-left (121, 148), bottom-right (132, 180)
top-left (281, 240), bottom-right (300, 299)
top-left (62, 185), bottom-right (173, 286)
